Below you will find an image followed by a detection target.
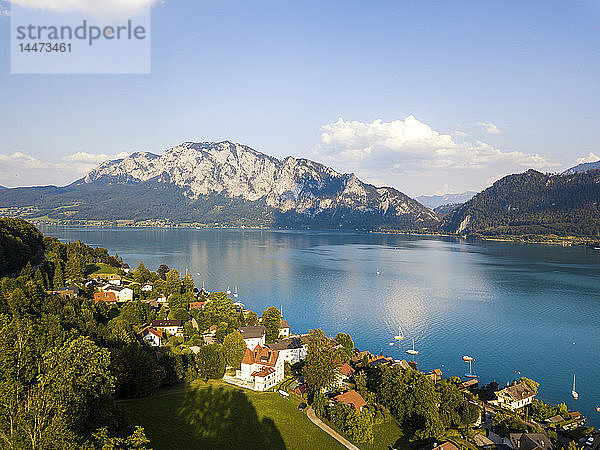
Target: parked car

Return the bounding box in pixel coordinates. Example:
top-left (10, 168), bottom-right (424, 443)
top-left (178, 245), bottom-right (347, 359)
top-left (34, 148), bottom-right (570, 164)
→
top-left (298, 402), bottom-right (307, 411)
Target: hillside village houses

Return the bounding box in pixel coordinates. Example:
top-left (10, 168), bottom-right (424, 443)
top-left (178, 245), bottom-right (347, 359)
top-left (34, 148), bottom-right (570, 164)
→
top-left (138, 326), bottom-right (163, 347)
top-left (151, 319), bottom-right (183, 337)
top-left (94, 291), bottom-right (117, 306)
top-left (101, 285), bottom-right (134, 302)
top-left (490, 381), bottom-right (537, 410)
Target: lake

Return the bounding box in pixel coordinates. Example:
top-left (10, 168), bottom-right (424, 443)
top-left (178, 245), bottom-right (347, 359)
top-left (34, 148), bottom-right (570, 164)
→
top-left (40, 226), bottom-right (600, 425)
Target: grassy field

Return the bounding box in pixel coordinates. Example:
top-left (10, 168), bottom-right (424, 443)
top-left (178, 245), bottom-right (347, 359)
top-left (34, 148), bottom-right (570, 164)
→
top-left (121, 380), bottom-right (345, 450)
top-left (85, 262), bottom-right (119, 275)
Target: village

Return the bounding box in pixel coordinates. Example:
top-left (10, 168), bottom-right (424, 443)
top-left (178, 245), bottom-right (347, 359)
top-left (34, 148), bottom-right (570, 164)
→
top-left (48, 261), bottom-right (599, 450)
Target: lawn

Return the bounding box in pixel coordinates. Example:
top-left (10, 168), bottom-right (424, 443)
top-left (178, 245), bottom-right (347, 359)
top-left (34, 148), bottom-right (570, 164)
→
top-left (86, 262), bottom-right (119, 275)
top-left (121, 380), bottom-right (345, 450)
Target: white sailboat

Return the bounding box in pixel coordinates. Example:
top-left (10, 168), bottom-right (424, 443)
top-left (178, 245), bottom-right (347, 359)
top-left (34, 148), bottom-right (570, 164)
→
top-left (233, 285), bottom-right (238, 298)
top-left (394, 327), bottom-right (405, 340)
top-left (406, 337), bottom-right (419, 355)
top-left (572, 374), bottom-right (579, 399)
top-left (226, 286), bottom-right (231, 295)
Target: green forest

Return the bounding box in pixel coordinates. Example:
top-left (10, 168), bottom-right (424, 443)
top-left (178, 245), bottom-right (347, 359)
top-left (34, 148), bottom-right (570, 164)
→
top-left (442, 169), bottom-right (600, 238)
top-left (0, 218), bottom-right (252, 449)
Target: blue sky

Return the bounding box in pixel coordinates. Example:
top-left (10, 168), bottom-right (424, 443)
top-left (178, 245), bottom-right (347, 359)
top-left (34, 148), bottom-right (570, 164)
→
top-left (1, 0), bottom-right (599, 196)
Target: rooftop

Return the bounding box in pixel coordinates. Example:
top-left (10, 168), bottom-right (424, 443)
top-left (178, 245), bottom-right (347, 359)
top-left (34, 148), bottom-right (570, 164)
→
top-left (499, 382), bottom-right (536, 402)
top-left (268, 337), bottom-right (304, 351)
top-left (334, 390), bottom-right (367, 411)
top-left (239, 325), bottom-right (267, 339)
top-left (242, 344), bottom-right (279, 367)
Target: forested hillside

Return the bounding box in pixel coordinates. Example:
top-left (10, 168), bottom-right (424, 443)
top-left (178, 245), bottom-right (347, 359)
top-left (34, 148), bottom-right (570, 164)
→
top-left (0, 217), bottom-right (45, 276)
top-left (0, 220), bottom-right (247, 449)
top-left (442, 169), bottom-right (600, 238)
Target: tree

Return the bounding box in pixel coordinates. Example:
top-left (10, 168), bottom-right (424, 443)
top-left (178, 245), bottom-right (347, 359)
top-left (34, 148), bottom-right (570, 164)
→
top-left (91, 426), bottom-right (151, 450)
top-left (156, 264), bottom-right (170, 280)
top-left (110, 345), bottom-right (161, 398)
top-left (354, 370), bottom-right (368, 399)
top-left (215, 321), bottom-right (229, 342)
top-left (119, 301), bottom-right (154, 327)
top-left (378, 366), bottom-right (443, 441)
top-left (203, 292), bottom-right (237, 327)
top-left (335, 332), bottom-right (354, 351)
top-left (245, 311), bottom-right (259, 326)
top-left (222, 331), bottom-right (247, 369)
top-left (312, 391), bottom-right (328, 418)
top-left (302, 328), bottom-right (338, 392)
top-left (165, 269), bottom-right (181, 297)
top-left (169, 308), bottom-right (190, 322)
top-left (330, 403), bottom-right (374, 444)
top-left (196, 344), bottom-right (225, 381)
top-left (262, 306), bottom-right (281, 343)
top-left (520, 376), bottom-right (539, 394)
top-left (132, 261), bottom-right (152, 284)
top-left (52, 260), bottom-right (64, 289)
top-left (41, 337), bottom-right (115, 437)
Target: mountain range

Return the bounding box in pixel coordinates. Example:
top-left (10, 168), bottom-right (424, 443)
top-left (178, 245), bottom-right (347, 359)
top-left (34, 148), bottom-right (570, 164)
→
top-left (0, 141), bottom-right (438, 230)
top-left (561, 160), bottom-right (600, 175)
top-left (415, 192), bottom-right (476, 209)
top-left (1, 141), bottom-right (599, 240)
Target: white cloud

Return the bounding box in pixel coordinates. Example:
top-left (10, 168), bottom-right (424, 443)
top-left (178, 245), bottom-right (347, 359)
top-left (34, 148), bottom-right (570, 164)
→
top-left (0, 152), bottom-right (55, 169)
top-left (477, 122), bottom-right (500, 134)
top-left (0, 151), bottom-right (128, 187)
top-left (315, 115), bottom-right (560, 196)
top-left (9, 0), bottom-right (158, 18)
top-left (576, 152), bottom-right (600, 164)
top-left (318, 116), bottom-right (556, 170)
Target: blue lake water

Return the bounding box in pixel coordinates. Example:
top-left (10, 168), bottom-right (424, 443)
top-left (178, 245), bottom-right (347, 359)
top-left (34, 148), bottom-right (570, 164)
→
top-left (40, 226), bottom-right (600, 425)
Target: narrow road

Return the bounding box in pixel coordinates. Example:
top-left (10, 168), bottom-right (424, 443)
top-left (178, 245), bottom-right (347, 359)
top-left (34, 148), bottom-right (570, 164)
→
top-left (306, 406), bottom-right (360, 450)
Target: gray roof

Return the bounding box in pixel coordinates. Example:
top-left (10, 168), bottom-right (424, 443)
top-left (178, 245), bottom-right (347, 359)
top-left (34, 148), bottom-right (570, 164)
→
top-left (238, 325), bottom-right (266, 339)
top-left (268, 337), bottom-right (304, 351)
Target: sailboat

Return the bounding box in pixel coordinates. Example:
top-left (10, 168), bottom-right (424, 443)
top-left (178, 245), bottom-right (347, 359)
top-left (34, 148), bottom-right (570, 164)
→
top-left (464, 357), bottom-right (477, 378)
top-left (572, 374), bottom-right (579, 399)
top-left (406, 337), bottom-right (419, 355)
top-left (226, 286), bottom-right (231, 295)
top-left (394, 327), bottom-right (405, 340)
top-left (233, 286), bottom-right (238, 298)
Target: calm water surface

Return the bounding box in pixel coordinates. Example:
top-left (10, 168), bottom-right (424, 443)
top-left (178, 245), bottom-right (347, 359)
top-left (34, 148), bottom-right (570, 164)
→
top-left (40, 226), bottom-right (600, 424)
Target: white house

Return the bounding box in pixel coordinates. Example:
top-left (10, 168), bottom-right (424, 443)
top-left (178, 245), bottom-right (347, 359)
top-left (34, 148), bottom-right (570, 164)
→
top-left (237, 344), bottom-right (284, 391)
top-left (139, 327), bottom-right (163, 347)
top-left (141, 283), bottom-right (153, 292)
top-left (238, 325), bottom-right (266, 349)
top-left (151, 319), bottom-right (183, 337)
top-left (102, 285), bottom-right (134, 302)
top-left (491, 382), bottom-right (536, 410)
top-left (279, 320), bottom-right (290, 338)
top-left (267, 336), bottom-right (306, 364)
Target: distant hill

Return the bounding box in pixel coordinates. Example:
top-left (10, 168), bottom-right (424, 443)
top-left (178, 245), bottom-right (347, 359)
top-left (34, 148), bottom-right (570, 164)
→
top-left (416, 191), bottom-right (475, 209)
top-left (562, 160), bottom-right (600, 175)
top-left (441, 169), bottom-right (600, 238)
top-left (0, 141), bottom-right (439, 231)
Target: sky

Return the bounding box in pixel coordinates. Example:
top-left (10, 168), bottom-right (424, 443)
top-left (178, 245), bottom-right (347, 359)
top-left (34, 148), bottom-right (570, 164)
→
top-left (1, 0), bottom-right (600, 197)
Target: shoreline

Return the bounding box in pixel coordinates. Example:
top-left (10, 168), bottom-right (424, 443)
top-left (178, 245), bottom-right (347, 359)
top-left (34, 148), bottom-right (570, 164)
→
top-left (31, 220), bottom-right (600, 248)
